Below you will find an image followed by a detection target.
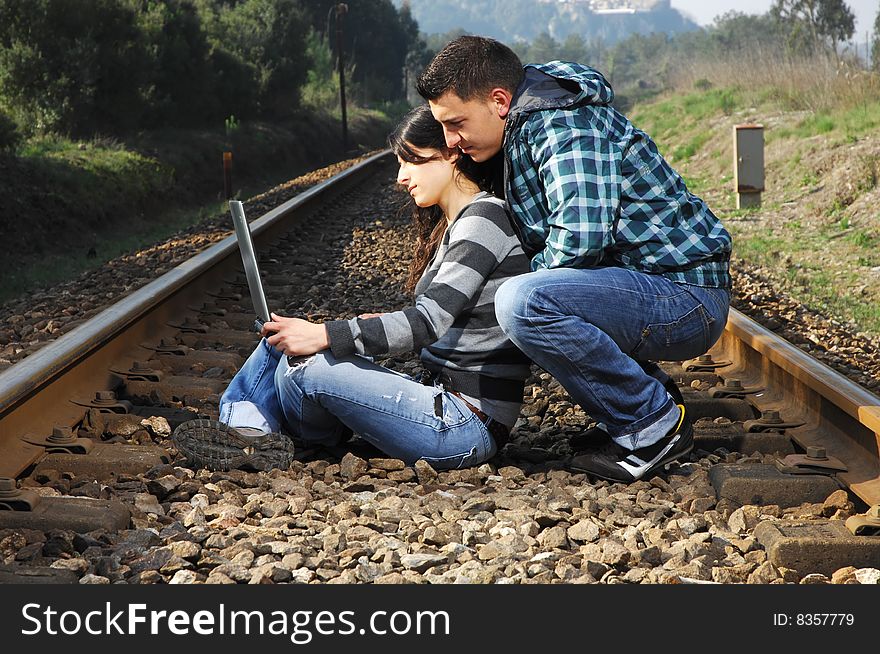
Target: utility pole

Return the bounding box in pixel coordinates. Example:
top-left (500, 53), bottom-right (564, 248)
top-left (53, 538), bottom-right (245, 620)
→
top-left (335, 3), bottom-right (349, 154)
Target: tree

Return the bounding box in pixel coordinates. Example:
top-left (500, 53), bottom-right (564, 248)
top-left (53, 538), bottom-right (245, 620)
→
top-left (816, 0), bottom-right (856, 52)
top-left (527, 33), bottom-right (560, 64)
top-left (559, 34), bottom-right (588, 64)
top-left (213, 0), bottom-right (312, 118)
top-left (872, 4), bottom-right (880, 71)
top-left (771, 0), bottom-right (855, 55)
top-left (0, 0), bottom-right (150, 136)
top-left (134, 0), bottom-right (217, 127)
top-left (708, 11), bottom-right (787, 57)
top-left (400, 1), bottom-right (431, 102)
top-left (305, 0), bottom-right (413, 104)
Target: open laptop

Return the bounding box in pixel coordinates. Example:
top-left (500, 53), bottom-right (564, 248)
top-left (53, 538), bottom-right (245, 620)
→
top-left (228, 200), bottom-right (271, 333)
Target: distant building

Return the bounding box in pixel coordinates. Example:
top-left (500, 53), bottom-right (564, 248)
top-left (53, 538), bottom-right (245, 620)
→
top-left (538, 0), bottom-right (672, 11)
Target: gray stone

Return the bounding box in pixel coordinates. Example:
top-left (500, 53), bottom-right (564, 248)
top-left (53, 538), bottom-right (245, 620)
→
top-left (497, 466), bottom-right (526, 481)
top-left (537, 526), bottom-right (569, 550)
top-left (205, 571), bottom-right (237, 584)
top-left (748, 561), bottom-right (780, 584)
top-left (368, 458), bottom-right (406, 471)
top-left (600, 539), bottom-right (630, 567)
top-left (401, 553), bottom-right (446, 573)
top-left (414, 459), bottom-right (438, 484)
top-left (141, 416), bottom-right (171, 438)
top-left (79, 574), bottom-right (111, 584)
top-left (168, 540), bottom-right (201, 561)
top-left (831, 567), bottom-right (857, 584)
top-left (567, 520), bottom-right (600, 543)
top-left (146, 475), bottom-right (182, 500)
top-left (462, 497), bottom-right (496, 513)
top-left (183, 507), bottom-right (206, 528)
top-left (50, 558), bottom-right (90, 574)
top-left (728, 506), bottom-right (762, 534)
top-left (800, 573), bottom-right (830, 584)
top-left (134, 493), bottom-right (165, 516)
top-left (259, 498), bottom-right (289, 518)
top-left (854, 568), bottom-right (880, 584)
top-left (822, 490), bottom-right (853, 517)
top-left (340, 453), bottom-right (369, 480)
top-left (422, 526), bottom-right (448, 547)
top-left (169, 570), bottom-right (200, 584)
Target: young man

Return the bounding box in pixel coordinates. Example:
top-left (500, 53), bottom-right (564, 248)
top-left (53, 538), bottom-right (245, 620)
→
top-left (417, 36), bottom-right (732, 483)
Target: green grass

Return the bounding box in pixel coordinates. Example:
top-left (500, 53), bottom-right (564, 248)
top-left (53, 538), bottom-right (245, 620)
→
top-left (731, 232), bottom-right (788, 262)
top-left (769, 100), bottom-right (880, 142)
top-left (0, 200), bottom-right (227, 304)
top-left (846, 230), bottom-right (876, 248)
top-left (673, 132), bottom-right (711, 162)
top-left (629, 81), bottom-right (880, 336)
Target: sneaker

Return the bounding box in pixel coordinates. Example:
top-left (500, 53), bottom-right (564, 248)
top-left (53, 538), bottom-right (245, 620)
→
top-left (568, 377), bottom-right (685, 451)
top-left (172, 419), bottom-right (295, 471)
top-left (568, 404), bottom-right (693, 483)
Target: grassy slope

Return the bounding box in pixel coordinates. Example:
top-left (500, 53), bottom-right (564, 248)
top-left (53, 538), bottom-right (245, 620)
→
top-left (0, 108), bottom-right (393, 303)
top-left (629, 86), bottom-right (880, 336)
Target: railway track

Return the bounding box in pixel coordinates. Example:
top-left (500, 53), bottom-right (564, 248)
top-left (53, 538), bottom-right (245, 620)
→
top-left (0, 151), bottom-right (878, 585)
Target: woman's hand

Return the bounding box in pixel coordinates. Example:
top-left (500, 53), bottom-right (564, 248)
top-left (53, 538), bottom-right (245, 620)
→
top-left (261, 313), bottom-right (329, 356)
top-left (357, 312), bottom-right (384, 319)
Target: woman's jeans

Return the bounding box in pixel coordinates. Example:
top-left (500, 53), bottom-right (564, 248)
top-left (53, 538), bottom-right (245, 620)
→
top-left (218, 340), bottom-right (496, 470)
top-left (495, 267), bottom-right (729, 451)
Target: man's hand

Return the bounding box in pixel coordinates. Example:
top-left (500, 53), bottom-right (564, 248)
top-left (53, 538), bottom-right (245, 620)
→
top-left (261, 313), bottom-right (329, 356)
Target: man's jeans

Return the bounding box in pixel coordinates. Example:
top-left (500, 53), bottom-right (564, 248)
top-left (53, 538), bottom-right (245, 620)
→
top-left (219, 340), bottom-right (496, 469)
top-left (495, 267), bottom-right (729, 450)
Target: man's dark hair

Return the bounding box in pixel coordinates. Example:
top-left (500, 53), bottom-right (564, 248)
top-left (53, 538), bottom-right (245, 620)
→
top-left (417, 36), bottom-right (524, 101)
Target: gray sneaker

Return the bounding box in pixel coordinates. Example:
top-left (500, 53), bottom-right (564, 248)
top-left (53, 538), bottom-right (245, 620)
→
top-left (172, 419), bottom-right (295, 471)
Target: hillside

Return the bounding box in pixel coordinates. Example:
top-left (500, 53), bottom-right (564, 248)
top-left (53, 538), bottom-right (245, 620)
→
top-left (395, 0), bottom-right (698, 42)
top-left (0, 110), bottom-right (393, 303)
top-left (628, 84), bottom-right (880, 336)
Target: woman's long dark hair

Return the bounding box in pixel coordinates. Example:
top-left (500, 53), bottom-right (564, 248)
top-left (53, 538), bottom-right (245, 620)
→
top-left (388, 104), bottom-right (492, 294)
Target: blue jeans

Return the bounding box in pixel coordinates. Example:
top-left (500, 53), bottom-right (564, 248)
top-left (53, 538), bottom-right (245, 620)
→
top-left (495, 267), bottom-right (729, 450)
top-left (219, 340), bottom-right (496, 469)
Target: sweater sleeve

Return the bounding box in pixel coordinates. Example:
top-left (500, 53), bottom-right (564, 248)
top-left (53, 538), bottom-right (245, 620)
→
top-left (326, 202), bottom-right (514, 358)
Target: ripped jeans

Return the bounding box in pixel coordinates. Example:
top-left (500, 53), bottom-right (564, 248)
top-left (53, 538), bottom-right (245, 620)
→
top-left (218, 339), bottom-right (497, 469)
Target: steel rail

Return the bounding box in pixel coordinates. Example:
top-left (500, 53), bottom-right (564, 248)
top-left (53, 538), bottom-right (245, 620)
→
top-left (711, 308), bottom-right (880, 506)
top-left (1, 149), bottom-right (879, 511)
top-left (0, 150), bottom-right (392, 477)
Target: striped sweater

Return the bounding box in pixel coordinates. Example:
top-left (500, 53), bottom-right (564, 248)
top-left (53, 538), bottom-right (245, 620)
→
top-left (325, 192), bottom-right (531, 427)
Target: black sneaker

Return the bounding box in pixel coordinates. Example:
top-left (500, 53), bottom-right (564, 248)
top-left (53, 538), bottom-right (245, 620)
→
top-left (568, 404), bottom-right (693, 482)
top-left (569, 378), bottom-right (685, 451)
top-left (172, 419), bottom-right (295, 471)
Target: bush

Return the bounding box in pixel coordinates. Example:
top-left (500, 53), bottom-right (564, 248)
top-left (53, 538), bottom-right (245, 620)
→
top-left (205, 0), bottom-right (312, 118)
top-left (0, 111), bottom-right (21, 151)
top-left (136, 0), bottom-right (218, 128)
top-left (0, 0), bottom-right (149, 136)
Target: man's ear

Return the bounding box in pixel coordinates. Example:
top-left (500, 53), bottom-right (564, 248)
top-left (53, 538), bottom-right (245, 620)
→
top-left (442, 146), bottom-right (460, 163)
top-left (490, 88), bottom-right (513, 119)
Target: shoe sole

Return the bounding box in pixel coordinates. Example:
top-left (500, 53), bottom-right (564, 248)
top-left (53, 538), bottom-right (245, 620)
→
top-left (171, 419), bottom-right (295, 471)
top-left (569, 438), bottom-right (693, 483)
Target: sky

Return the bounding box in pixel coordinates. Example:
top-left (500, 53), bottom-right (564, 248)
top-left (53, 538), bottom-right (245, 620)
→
top-left (670, 0), bottom-right (877, 41)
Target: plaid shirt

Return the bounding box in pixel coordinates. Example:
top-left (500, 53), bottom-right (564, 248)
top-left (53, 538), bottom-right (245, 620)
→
top-left (504, 61), bottom-right (731, 288)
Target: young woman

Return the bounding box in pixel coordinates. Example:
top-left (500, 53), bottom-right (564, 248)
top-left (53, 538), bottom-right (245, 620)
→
top-left (172, 105), bottom-right (531, 471)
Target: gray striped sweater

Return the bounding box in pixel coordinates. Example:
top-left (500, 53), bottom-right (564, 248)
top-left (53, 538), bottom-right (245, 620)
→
top-left (326, 192), bottom-right (531, 427)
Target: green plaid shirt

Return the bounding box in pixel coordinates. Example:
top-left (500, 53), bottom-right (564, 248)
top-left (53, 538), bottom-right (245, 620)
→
top-left (504, 61), bottom-right (731, 288)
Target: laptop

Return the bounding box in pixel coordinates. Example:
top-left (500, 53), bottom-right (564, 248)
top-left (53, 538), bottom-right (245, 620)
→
top-left (228, 200), bottom-right (271, 333)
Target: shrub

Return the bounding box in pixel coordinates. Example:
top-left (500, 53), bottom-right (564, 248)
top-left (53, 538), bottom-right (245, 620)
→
top-left (0, 0), bottom-right (149, 136)
top-left (0, 111), bottom-right (21, 151)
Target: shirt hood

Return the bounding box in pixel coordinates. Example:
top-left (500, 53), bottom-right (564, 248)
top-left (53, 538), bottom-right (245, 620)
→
top-left (509, 61), bottom-right (614, 117)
